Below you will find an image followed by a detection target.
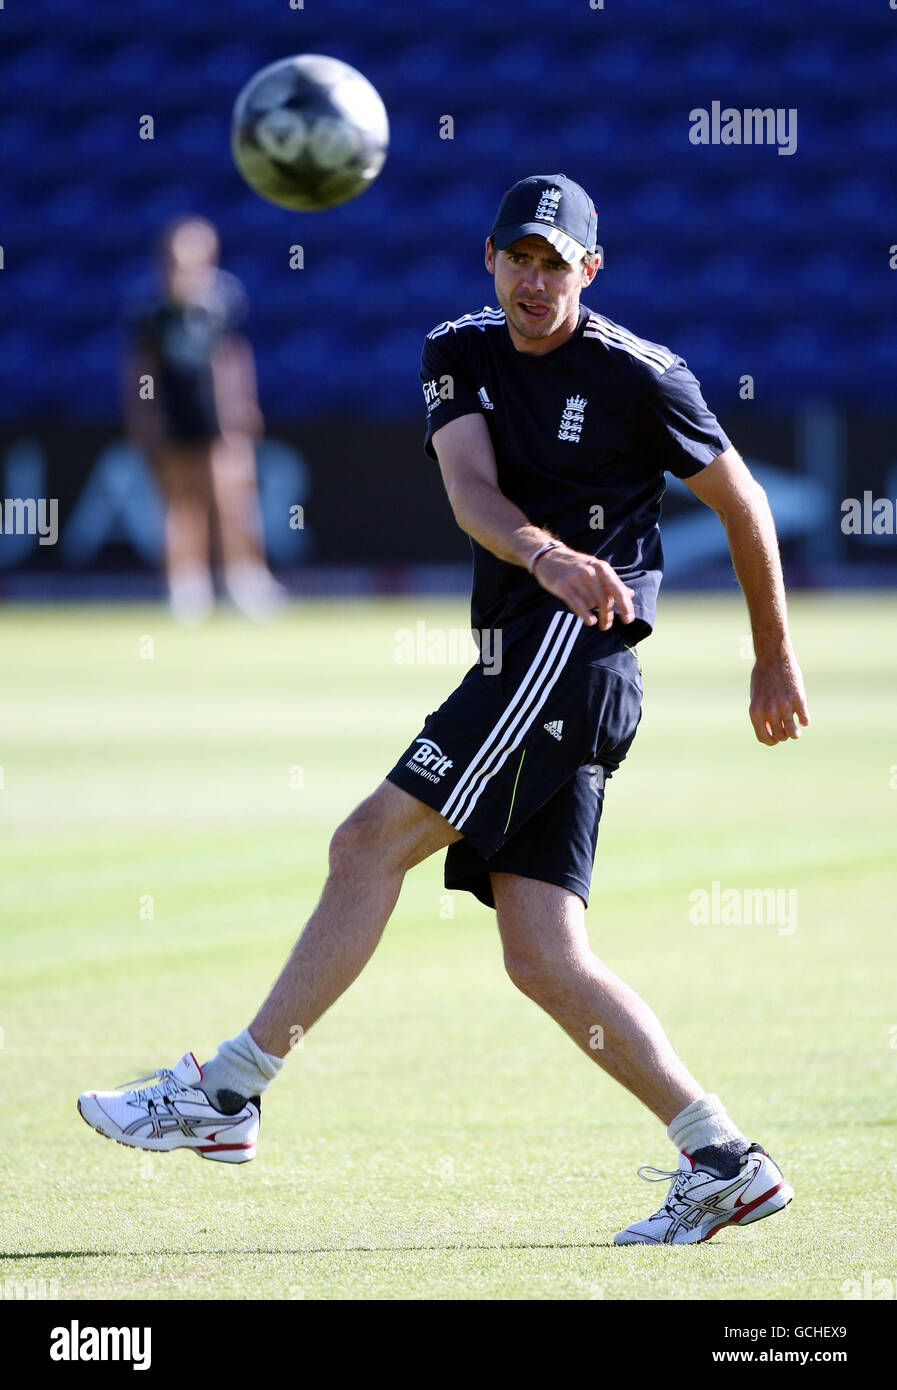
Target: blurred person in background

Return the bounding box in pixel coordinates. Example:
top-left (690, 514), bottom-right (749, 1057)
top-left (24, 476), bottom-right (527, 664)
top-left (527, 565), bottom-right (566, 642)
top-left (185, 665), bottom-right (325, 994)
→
top-left (124, 215), bottom-right (285, 622)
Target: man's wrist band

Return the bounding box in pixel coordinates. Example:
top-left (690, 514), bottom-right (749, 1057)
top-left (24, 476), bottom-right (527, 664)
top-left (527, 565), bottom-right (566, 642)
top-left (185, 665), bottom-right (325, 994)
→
top-left (528, 540), bottom-right (560, 575)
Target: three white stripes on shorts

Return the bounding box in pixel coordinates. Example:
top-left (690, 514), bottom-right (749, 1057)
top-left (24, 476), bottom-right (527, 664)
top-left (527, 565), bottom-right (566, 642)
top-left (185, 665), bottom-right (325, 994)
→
top-left (441, 611), bottom-right (583, 831)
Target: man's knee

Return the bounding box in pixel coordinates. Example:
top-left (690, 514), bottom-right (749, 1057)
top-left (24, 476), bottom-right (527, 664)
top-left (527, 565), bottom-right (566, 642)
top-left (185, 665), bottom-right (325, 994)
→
top-left (494, 875), bottom-right (590, 1001)
top-left (328, 781), bottom-right (457, 878)
top-left (503, 942), bottom-right (569, 1002)
top-left (328, 800), bottom-right (388, 874)
top-left (503, 948), bottom-right (539, 999)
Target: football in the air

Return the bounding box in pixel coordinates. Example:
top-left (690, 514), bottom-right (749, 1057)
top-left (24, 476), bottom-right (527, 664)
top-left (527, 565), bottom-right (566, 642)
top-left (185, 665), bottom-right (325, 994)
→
top-left (230, 54), bottom-right (389, 211)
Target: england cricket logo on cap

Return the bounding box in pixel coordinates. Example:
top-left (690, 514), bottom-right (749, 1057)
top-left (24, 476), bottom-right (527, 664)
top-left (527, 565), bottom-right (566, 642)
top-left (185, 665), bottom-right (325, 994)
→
top-left (534, 187), bottom-right (562, 224)
top-left (491, 173), bottom-right (598, 265)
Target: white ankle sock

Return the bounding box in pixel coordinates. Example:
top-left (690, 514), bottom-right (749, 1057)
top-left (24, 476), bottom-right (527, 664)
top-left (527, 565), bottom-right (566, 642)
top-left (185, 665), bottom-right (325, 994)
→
top-left (199, 1027), bottom-right (283, 1105)
top-left (667, 1094), bottom-right (747, 1154)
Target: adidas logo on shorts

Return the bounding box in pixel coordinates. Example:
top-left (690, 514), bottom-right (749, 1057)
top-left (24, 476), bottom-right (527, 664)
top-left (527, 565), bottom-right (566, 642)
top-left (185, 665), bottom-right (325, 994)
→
top-left (543, 719), bottom-right (564, 741)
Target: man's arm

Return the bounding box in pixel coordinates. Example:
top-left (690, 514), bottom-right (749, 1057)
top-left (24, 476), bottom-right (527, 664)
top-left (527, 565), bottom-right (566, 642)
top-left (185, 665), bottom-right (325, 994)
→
top-left (431, 412), bottom-right (635, 631)
top-left (683, 445), bottom-right (810, 746)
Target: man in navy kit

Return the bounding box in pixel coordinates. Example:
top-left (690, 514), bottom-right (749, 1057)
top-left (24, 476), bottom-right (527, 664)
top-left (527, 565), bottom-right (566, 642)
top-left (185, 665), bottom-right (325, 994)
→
top-left (79, 175), bottom-right (810, 1245)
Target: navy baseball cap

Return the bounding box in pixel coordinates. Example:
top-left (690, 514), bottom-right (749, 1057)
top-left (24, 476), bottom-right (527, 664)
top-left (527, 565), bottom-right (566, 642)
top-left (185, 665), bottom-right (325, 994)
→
top-left (491, 174), bottom-right (598, 263)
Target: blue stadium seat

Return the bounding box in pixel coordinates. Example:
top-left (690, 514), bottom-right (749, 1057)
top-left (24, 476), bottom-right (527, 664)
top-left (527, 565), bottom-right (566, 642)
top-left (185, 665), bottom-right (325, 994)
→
top-left (95, 44), bottom-right (168, 96)
top-left (171, 115), bottom-right (232, 166)
top-left (867, 328), bottom-right (897, 401)
top-left (684, 38), bottom-right (741, 87)
top-left (670, 323), bottom-right (742, 378)
top-left (5, 44), bottom-right (73, 98)
top-left (197, 44), bottom-right (268, 98)
top-left (825, 176), bottom-right (893, 227)
top-left (0, 331), bottom-right (56, 415)
top-left (852, 108), bottom-right (897, 154)
top-left (391, 40), bottom-right (455, 90)
top-left (583, 40), bottom-right (645, 92)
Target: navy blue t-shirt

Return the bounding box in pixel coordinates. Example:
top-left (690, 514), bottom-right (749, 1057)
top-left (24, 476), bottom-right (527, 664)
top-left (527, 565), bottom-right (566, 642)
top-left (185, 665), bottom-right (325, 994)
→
top-left (420, 303), bottom-right (731, 640)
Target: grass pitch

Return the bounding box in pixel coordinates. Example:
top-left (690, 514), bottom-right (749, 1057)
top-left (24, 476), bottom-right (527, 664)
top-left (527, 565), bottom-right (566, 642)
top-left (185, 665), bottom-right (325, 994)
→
top-left (1, 593), bottom-right (895, 1300)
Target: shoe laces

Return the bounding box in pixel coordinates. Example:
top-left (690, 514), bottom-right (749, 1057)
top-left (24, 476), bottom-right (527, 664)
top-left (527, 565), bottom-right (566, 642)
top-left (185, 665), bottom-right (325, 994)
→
top-left (636, 1165), bottom-right (691, 1211)
top-left (635, 1153), bottom-right (754, 1216)
top-left (118, 1067), bottom-right (181, 1104)
top-left (636, 1165), bottom-right (684, 1183)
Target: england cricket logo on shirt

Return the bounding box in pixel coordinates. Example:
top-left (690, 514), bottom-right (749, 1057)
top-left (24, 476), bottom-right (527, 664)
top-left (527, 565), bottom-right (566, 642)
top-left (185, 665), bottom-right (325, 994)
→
top-left (534, 188), bottom-right (562, 224)
top-left (558, 395), bottom-right (587, 443)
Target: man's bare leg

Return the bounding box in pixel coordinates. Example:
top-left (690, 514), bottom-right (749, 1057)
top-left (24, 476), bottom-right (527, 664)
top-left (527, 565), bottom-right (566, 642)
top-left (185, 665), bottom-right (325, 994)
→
top-left (492, 872), bottom-right (706, 1124)
top-left (157, 445), bottom-right (215, 622)
top-left (76, 782), bottom-right (459, 1148)
top-left (490, 875), bottom-right (790, 1239)
top-left (210, 432), bottom-right (267, 570)
top-left (210, 433), bottom-right (285, 619)
top-left (249, 781), bottom-right (460, 1057)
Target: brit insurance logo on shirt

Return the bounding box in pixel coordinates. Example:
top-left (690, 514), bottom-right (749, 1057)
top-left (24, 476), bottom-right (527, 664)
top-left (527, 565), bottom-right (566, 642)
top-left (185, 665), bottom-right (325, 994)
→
top-left (422, 377), bottom-right (442, 415)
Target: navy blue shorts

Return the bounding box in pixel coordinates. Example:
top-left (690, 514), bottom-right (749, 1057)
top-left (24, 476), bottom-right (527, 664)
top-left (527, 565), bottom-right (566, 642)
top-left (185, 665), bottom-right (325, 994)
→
top-left (385, 607), bottom-right (643, 909)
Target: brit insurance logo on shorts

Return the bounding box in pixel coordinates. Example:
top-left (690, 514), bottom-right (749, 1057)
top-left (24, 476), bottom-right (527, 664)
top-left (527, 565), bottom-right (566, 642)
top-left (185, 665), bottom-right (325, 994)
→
top-left (406, 737), bottom-right (453, 783)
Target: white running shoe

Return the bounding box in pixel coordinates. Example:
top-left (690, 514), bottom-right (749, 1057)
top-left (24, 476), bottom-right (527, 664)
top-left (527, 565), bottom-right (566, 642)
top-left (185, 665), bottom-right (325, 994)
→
top-left (614, 1142), bottom-right (793, 1245)
top-left (223, 562), bottom-right (288, 622)
top-left (77, 1051), bottom-right (259, 1163)
top-left (168, 568), bottom-right (214, 626)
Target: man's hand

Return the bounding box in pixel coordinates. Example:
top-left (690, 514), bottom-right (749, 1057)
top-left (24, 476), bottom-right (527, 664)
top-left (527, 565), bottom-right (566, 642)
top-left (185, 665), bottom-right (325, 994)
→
top-left (749, 645), bottom-right (810, 745)
top-left (534, 545), bottom-right (636, 630)
top-left (684, 447), bottom-right (811, 748)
